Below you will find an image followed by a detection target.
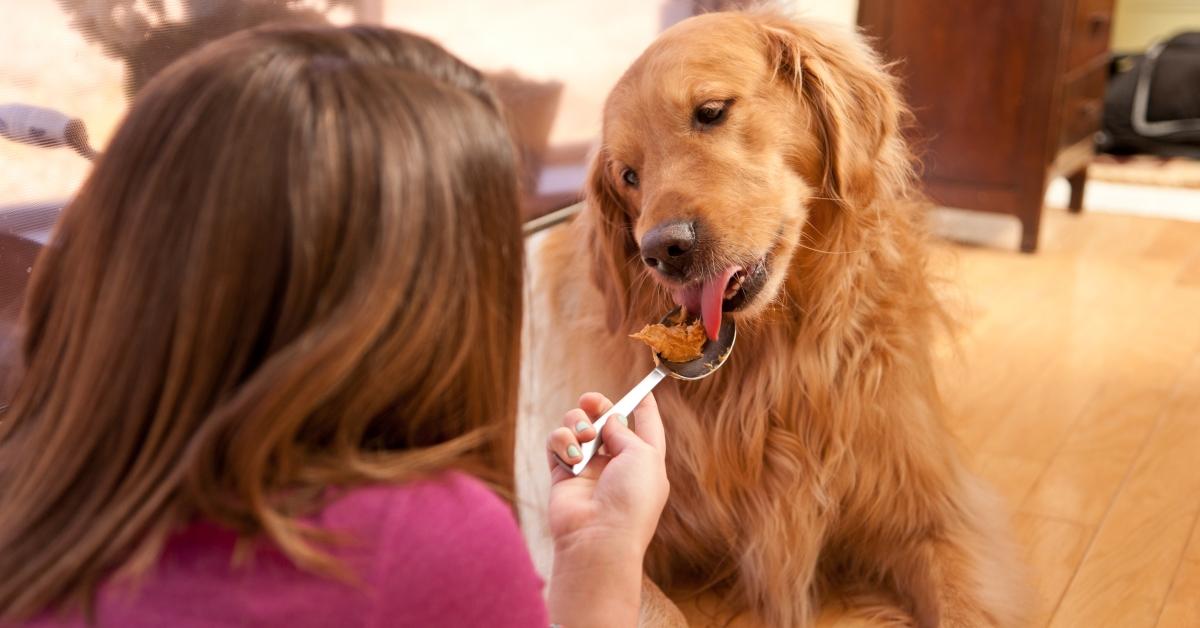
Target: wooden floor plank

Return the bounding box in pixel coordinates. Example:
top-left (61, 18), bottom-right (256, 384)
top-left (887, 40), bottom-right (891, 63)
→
top-left (1140, 219), bottom-right (1200, 265)
top-left (970, 453), bottom-right (1045, 511)
top-left (1156, 511), bottom-right (1200, 628)
top-left (1021, 284), bottom-right (1200, 524)
top-left (1071, 213), bottom-right (1167, 258)
top-left (1022, 384), bottom-right (1172, 526)
top-left (1047, 355), bottom-right (1200, 628)
top-left (1012, 513), bottom-right (1094, 628)
top-left (1176, 250), bottom-right (1200, 287)
top-left (963, 258), bottom-right (1173, 463)
top-left (937, 256), bottom-right (1081, 452)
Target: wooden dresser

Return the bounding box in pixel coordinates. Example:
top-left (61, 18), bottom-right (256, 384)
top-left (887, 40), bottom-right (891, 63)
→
top-left (858, 0), bottom-right (1115, 252)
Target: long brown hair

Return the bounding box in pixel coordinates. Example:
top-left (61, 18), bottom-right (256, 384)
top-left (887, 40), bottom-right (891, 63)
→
top-left (0, 25), bottom-right (523, 620)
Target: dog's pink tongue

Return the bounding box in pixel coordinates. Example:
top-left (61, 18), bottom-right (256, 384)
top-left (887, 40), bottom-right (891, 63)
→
top-left (700, 266), bottom-right (740, 341)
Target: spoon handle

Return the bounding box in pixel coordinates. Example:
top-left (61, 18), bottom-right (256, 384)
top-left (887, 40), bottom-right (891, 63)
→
top-left (570, 365), bottom-right (671, 476)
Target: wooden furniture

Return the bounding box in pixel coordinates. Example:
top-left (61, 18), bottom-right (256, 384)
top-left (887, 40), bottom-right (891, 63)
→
top-left (0, 202), bottom-right (61, 407)
top-left (858, 0), bottom-right (1115, 252)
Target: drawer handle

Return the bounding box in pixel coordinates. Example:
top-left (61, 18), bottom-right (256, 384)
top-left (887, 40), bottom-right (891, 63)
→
top-left (1088, 12), bottom-right (1110, 37)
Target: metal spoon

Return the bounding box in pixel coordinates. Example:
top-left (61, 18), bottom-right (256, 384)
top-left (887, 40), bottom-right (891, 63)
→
top-left (570, 305), bottom-right (736, 475)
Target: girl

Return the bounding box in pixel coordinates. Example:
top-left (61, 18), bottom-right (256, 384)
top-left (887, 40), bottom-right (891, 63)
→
top-left (0, 25), bottom-right (666, 627)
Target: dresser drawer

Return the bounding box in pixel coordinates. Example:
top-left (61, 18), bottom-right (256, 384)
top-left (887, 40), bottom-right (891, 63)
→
top-left (1065, 0), bottom-right (1114, 72)
top-left (1058, 65), bottom-right (1107, 150)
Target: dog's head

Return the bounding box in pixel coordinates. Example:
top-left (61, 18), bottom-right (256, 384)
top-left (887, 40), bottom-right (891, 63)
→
top-left (587, 11), bottom-right (905, 337)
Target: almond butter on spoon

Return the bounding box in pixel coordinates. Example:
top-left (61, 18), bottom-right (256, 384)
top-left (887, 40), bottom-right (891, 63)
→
top-left (629, 317), bottom-right (706, 363)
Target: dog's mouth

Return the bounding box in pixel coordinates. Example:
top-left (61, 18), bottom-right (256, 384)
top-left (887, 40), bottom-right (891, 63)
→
top-left (669, 260), bottom-right (769, 340)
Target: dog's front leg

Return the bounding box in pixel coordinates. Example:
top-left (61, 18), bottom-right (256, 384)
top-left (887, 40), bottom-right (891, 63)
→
top-left (880, 479), bottom-right (1031, 628)
top-left (736, 498), bottom-right (831, 627)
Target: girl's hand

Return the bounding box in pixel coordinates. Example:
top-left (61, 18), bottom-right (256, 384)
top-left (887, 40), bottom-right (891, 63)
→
top-left (544, 391), bottom-right (669, 557)
top-left (544, 392), bottom-right (669, 628)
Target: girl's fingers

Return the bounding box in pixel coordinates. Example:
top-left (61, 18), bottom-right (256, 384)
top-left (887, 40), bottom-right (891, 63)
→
top-left (562, 408), bottom-right (597, 443)
top-left (597, 413), bottom-right (646, 458)
top-left (577, 392), bottom-right (613, 420)
top-left (546, 426), bottom-right (582, 472)
top-left (594, 391), bottom-right (665, 459)
top-left (553, 451), bottom-right (609, 483)
top-left (547, 393), bottom-right (625, 480)
top-left (628, 392), bottom-right (666, 455)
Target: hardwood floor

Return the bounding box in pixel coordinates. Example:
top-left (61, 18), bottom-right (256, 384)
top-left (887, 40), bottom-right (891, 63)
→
top-left (934, 206), bottom-right (1200, 627)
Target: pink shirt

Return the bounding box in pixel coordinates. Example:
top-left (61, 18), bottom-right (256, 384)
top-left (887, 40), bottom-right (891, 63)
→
top-left (23, 473), bottom-right (547, 628)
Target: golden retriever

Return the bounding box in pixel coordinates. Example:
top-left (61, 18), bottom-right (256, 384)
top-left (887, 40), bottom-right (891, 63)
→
top-left (517, 9), bottom-right (1028, 627)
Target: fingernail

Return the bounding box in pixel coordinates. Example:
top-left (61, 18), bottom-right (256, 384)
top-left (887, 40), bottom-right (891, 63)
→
top-left (616, 414), bottom-right (628, 426)
top-left (575, 420), bottom-right (590, 433)
top-left (566, 445), bottom-right (580, 459)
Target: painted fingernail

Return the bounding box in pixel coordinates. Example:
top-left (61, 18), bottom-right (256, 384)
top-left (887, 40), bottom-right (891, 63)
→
top-left (575, 420), bottom-right (590, 433)
top-left (566, 445), bottom-right (580, 459)
top-left (616, 414), bottom-right (628, 426)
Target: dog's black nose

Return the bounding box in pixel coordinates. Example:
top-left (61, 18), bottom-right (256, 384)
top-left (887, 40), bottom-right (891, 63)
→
top-left (641, 221), bottom-right (697, 279)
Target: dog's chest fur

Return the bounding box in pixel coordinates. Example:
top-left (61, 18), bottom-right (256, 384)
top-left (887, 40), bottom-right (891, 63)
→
top-left (527, 228), bottom-right (828, 585)
top-left (642, 326), bottom-right (833, 585)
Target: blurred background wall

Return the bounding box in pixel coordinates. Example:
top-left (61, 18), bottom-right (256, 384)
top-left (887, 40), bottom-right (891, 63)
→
top-left (0, 0), bottom-right (866, 209)
top-left (2, 0), bottom-right (1198, 241)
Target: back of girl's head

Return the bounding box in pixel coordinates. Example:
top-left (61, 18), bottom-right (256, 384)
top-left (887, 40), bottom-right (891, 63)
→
top-left (0, 25), bottom-right (522, 619)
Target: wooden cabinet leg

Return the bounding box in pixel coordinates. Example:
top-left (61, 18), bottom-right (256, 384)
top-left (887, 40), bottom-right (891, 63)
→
top-left (1019, 212), bottom-right (1041, 253)
top-left (1067, 168), bottom-right (1088, 213)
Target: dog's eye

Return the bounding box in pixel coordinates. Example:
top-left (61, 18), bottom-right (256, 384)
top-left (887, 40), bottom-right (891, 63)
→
top-left (621, 167), bottom-right (639, 188)
top-left (693, 100), bottom-right (730, 128)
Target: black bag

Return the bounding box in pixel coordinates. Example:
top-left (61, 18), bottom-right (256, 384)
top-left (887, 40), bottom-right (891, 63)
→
top-left (1098, 32), bottom-right (1200, 158)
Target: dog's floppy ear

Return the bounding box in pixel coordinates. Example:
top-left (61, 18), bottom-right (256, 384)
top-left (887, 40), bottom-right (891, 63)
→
top-left (761, 16), bottom-right (904, 208)
top-left (585, 149), bottom-right (639, 333)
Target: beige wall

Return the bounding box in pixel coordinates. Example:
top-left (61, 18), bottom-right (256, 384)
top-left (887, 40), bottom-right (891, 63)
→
top-left (382, 0), bottom-right (863, 146)
top-left (1113, 0), bottom-right (1200, 52)
top-left (787, 0), bottom-right (1200, 53)
top-left (789, 0), bottom-right (859, 27)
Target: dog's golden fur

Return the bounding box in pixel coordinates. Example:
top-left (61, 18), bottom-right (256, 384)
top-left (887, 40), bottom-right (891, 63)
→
top-left (518, 10), bottom-right (1028, 627)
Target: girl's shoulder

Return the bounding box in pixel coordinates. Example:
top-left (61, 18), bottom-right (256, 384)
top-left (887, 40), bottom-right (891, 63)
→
top-left (324, 471), bottom-right (515, 539)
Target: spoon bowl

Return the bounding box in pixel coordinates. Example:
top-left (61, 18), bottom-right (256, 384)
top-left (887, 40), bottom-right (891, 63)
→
top-left (652, 305), bottom-right (737, 381)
